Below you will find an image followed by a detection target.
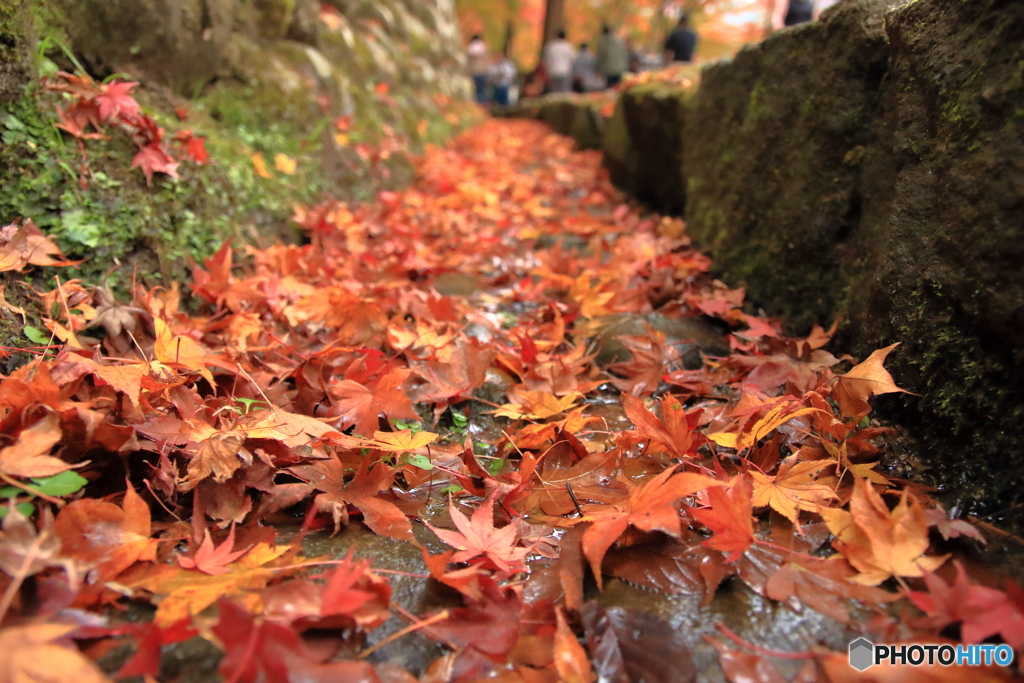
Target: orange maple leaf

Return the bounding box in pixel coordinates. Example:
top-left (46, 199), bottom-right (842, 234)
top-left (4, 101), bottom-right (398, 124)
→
top-left (750, 457), bottom-right (838, 525)
top-left (0, 412), bottom-right (72, 479)
top-left (328, 367), bottom-right (420, 437)
top-left (622, 393), bottom-right (700, 460)
top-left (54, 483), bottom-right (158, 584)
top-left (690, 475), bottom-right (756, 562)
top-left (582, 468), bottom-right (723, 587)
top-left (821, 477), bottom-right (947, 585)
top-left (832, 343), bottom-right (913, 418)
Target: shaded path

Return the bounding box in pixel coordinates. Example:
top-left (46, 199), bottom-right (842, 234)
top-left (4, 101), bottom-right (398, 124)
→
top-left (0, 119), bottom-right (1015, 683)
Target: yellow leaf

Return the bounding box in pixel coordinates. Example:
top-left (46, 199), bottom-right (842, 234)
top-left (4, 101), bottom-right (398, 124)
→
top-left (708, 432), bottom-right (737, 449)
top-left (133, 542), bottom-right (292, 626)
top-left (494, 391), bottom-right (582, 420)
top-left (750, 458), bottom-right (838, 525)
top-left (274, 153), bottom-right (297, 175)
top-left (152, 318), bottom-right (214, 385)
top-left (739, 405), bottom-right (824, 450)
top-left (251, 153), bottom-right (272, 178)
top-left (334, 133), bottom-right (350, 146)
top-left (363, 429), bottom-right (438, 452)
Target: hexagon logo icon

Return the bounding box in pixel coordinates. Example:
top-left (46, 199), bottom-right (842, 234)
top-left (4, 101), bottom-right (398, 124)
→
top-left (849, 638), bottom-right (874, 671)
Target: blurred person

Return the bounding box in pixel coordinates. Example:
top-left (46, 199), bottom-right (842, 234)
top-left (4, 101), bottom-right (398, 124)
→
top-left (489, 51), bottom-right (517, 106)
top-left (572, 43), bottom-right (601, 92)
top-left (543, 30), bottom-right (576, 93)
top-left (596, 25), bottom-right (629, 87)
top-left (523, 62), bottom-right (546, 98)
top-left (626, 37), bottom-right (642, 72)
top-left (467, 34), bottom-right (490, 103)
top-left (663, 14), bottom-right (697, 63)
top-left (784, 0), bottom-right (815, 26)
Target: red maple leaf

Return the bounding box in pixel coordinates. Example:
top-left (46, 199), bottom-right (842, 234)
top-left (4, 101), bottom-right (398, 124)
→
top-left (427, 495), bottom-right (529, 577)
top-left (177, 525), bottom-right (249, 575)
top-left (95, 80), bottom-right (141, 123)
top-left (132, 143), bottom-right (181, 185)
top-left (175, 129), bottom-right (210, 165)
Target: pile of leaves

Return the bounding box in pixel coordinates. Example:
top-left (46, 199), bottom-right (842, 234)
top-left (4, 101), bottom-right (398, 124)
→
top-left (45, 71), bottom-right (209, 185)
top-left (0, 118), bottom-right (1019, 682)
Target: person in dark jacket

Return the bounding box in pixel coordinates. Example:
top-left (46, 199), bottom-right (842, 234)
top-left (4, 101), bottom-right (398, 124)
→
top-left (784, 0), bottom-right (815, 26)
top-left (663, 14), bottom-right (697, 63)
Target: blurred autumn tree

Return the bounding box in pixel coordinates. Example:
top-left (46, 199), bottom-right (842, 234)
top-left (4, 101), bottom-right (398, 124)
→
top-left (456, 0), bottom-right (775, 69)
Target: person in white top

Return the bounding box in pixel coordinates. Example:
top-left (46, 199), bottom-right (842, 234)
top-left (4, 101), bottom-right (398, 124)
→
top-left (467, 35), bottom-right (490, 103)
top-left (543, 30), bottom-right (576, 93)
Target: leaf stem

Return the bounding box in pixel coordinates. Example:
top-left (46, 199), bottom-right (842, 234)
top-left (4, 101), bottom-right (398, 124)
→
top-left (0, 472), bottom-right (65, 506)
top-left (358, 609), bottom-right (450, 659)
top-left (712, 622), bottom-right (817, 660)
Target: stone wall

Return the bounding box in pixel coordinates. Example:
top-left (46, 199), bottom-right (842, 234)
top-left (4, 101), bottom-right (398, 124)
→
top-left (842, 0), bottom-right (1024, 508)
top-left (507, 0), bottom-right (1024, 512)
top-left (685, 0), bottom-right (897, 331)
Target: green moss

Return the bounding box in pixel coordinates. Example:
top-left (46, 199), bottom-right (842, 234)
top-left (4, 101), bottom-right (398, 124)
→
top-left (745, 84), bottom-right (770, 125)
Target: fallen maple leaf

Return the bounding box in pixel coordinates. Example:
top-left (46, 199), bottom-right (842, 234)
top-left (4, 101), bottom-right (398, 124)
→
top-left (0, 623), bottom-right (110, 683)
top-left (360, 429), bottom-right (438, 452)
top-left (213, 598), bottom-right (380, 683)
top-left (294, 457), bottom-right (416, 542)
top-left (0, 219), bottom-right (80, 272)
top-left (750, 456), bottom-right (838, 525)
top-left (764, 552), bottom-right (896, 623)
top-left (555, 607), bottom-right (594, 683)
top-left (274, 153), bottom-right (297, 175)
top-left (177, 525), bottom-right (249, 575)
top-left (738, 402), bottom-right (824, 451)
top-left (622, 393), bottom-right (700, 460)
top-left (328, 367), bottom-right (420, 437)
top-left (690, 475), bottom-right (756, 562)
top-left (180, 431), bottom-right (247, 490)
top-left (0, 506), bottom-right (74, 584)
top-left (131, 540), bottom-right (293, 626)
top-left (252, 152), bottom-right (272, 178)
top-left (832, 343), bottom-right (913, 418)
top-left (821, 477), bottom-right (947, 586)
top-left (54, 482), bottom-right (158, 584)
top-left (0, 412), bottom-right (71, 479)
top-left (608, 326), bottom-right (680, 396)
top-left (583, 468), bottom-right (723, 587)
top-left (132, 142), bottom-right (180, 184)
top-left (95, 80), bottom-right (141, 122)
top-left (427, 495), bottom-right (529, 577)
top-left (494, 389), bottom-right (583, 420)
top-left (582, 602), bottom-right (697, 683)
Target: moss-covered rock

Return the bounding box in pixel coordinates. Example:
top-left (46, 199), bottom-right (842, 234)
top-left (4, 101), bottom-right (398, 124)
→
top-left (601, 99), bottom-right (638, 193)
top-left (0, 0), bottom-right (34, 105)
top-left (498, 94), bottom-right (608, 151)
top-left (840, 0), bottom-right (1024, 513)
top-left (617, 83), bottom-right (694, 214)
top-left (684, 0), bottom-right (900, 332)
top-left (0, 0), bottom-right (476, 297)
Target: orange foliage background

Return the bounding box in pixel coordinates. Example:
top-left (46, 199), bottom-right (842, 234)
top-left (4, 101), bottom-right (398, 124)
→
top-left (456, 0), bottom-right (778, 69)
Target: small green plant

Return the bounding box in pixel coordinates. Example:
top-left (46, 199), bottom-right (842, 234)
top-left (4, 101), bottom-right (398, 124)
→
top-left (0, 470), bottom-right (88, 518)
top-left (394, 419), bottom-right (424, 433)
top-left (232, 397), bottom-right (269, 415)
top-left (402, 453), bottom-right (433, 471)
